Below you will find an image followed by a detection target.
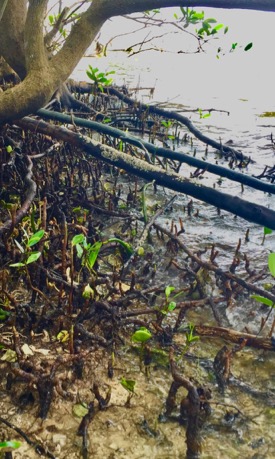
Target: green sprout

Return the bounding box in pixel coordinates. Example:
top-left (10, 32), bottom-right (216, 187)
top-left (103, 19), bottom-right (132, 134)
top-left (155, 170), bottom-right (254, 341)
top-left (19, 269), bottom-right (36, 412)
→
top-left (72, 234), bottom-right (102, 273)
top-left (120, 377), bottom-right (136, 406)
top-left (161, 285), bottom-right (177, 315)
top-left (185, 323), bottom-right (200, 345)
top-left (251, 253), bottom-right (275, 308)
top-left (131, 327), bottom-right (152, 373)
top-left (262, 227), bottom-right (272, 245)
top-left (72, 233), bottom-right (133, 275)
top-left (10, 229), bottom-right (45, 268)
top-left (132, 327), bottom-right (152, 344)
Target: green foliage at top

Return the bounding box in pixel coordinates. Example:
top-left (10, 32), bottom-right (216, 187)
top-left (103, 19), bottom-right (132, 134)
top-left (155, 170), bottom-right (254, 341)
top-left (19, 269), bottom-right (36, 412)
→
top-left (178, 7), bottom-right (225, 37)
top-left (144, 9), bottom-right (160, 15)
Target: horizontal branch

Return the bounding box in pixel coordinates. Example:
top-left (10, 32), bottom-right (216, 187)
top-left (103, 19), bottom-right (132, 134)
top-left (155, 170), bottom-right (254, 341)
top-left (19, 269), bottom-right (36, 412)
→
top-left (95, 1), bottom-right (275, 18)
top-left (15, 117), bottom-right (275, 229)
top-left (194, 325), bottom-right (275, 351)
top-left (108, 87), bottom-right (248, 161)
top-left (38, 108), bottom-right (275, 195)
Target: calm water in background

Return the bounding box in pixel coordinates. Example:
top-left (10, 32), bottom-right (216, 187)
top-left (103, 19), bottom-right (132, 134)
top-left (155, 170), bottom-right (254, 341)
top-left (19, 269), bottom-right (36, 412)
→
top-left (72, 7), bottom-right (275, 128)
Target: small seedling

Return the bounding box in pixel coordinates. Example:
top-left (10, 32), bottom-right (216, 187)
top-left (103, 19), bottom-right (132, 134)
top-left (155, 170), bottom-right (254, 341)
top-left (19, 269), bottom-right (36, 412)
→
top-left (10, 229), bottom-right (45, 268)
top-left (251, 253), bottom-right (275, 335)
top-left (72, 234), bottom-right (102, 273)
top-left (120, 377), bottom-right (136, 406)
top-left (131, 327), bottom-right (152, 372)
top-left (160, 285), bottom-right (185, 316)
top-left (131, 327), bottom-right (152, 344)
top-left (262, 227), bottom-right (272, 245)
top-left (251, 253), bottom-right (275, 307)
top-left (185, 323), bottom-right (200, 344)
top-left (72, 234), bottom-right (133, 275)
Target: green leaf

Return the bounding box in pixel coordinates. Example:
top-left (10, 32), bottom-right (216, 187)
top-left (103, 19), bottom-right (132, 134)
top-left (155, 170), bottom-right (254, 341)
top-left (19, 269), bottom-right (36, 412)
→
top-left (27, 230), bottom-right (45, 247)
top-left (73, 403), bottom-right (89, 418)
top-left (107, 238), bottom-right (133, 257)
top-left (75, 243), bottom-right (84, 259)
top-left (86, 71), bottom-right (95, 81)
top-left (165, 285), bottom-right (175, 299)
top-left (264, 227), bottom-right (273, 235)
top-left (251, 294), bottom-right (274, 307)
top-left (0, 308), bottom-right (10, 319)
top-left (167, 301), bottom-right (177, 312)
top-left (57, 330), bottom-right (69, 342)
top-left (9, 262), bottom-right (25, 267)
top-left (211, 24), bottom-right (224, 34)
top-left (72, 234), bottom-right (85, 246)
top-left (224, 26), bottom-right (229, 34)
top-left (204, 18), bottom-right (217, 24)
top-left (26, 251), bottom-right (41, 264)
top-left (87, 241), bottom-right (102, 269)
top-left (120, 377), bottom-right (136, 393)
top-left (244, 42), bottom-right (253, 51)
top-left (190, 12), bottom-right (204, 20)
top-left (131, 327), bottom-right (152, 343)
top-left (268, 253), bottom-right (275, 277)
top-left (82, 284), bottom-right (94, 299)
top-left (0, 441), bottom-right (21, 450)
top-left (6, 145), bottom-right (13, 153)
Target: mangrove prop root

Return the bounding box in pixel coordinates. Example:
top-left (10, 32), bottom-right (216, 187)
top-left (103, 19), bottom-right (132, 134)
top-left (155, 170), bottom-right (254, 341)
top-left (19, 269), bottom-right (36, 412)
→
top-left (15, 117), bottom-right (275, 229)
top-left (37, 107), bottom-right (275, 195)
top-left (213, 345), bottom-right (232, 393)
top-left (77, 402), bottom-right (96, 459)
top-left (195, 325), bottom-right (275, 351)
top-left (153, 222), bottom-right (275, 304)
top-left (68, 80), bottom-right (248, 162)
top-left (0, 155), bottom-right (37, 236)
top-left (169, 348), bottom-right (202, 458)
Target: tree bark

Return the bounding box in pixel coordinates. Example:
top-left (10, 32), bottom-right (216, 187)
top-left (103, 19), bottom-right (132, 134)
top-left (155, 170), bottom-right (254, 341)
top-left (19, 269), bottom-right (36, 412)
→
top-left (94, 0), bottom-right (275, 16)
top-left (0, 0), bottom-right (27, 79)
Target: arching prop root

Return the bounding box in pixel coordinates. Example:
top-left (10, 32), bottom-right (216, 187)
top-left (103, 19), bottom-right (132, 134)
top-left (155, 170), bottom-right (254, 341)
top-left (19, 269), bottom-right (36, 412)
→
top-left (13, 117), bottom-right (275, 230)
